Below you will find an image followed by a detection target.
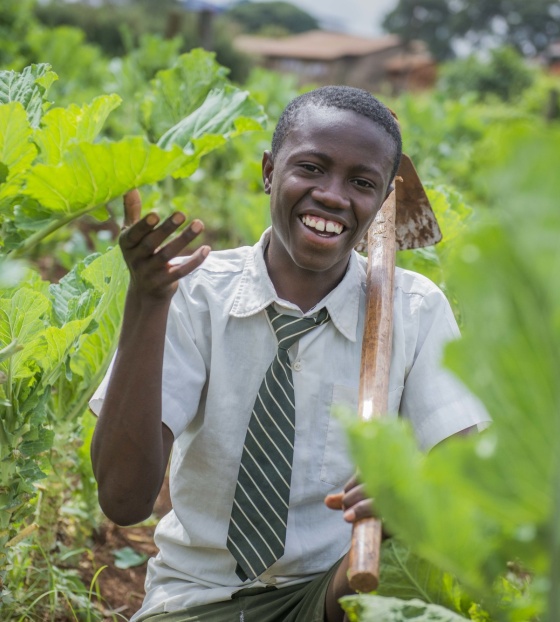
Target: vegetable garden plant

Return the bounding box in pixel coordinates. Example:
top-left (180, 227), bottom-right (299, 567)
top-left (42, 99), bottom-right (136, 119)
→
top-left (0, 44), bottom-right (558, 621)
top-left (341, 121), bottom-right (560, 621)
top-left (0, 53), bottom-right (265, 618)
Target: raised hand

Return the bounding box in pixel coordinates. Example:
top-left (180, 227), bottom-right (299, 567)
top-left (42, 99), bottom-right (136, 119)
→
top-left (119, 189), bottom-right (210, 302)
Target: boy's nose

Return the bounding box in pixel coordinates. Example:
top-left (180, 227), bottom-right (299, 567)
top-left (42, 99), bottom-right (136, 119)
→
top-left (310, 181), bottom-right (350, 210)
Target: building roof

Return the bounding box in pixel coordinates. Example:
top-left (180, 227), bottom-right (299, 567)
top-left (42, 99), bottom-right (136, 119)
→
top-left (234, 30), bottom-right (402, 61)
top-left (385, 54), bottom-right (435, 72)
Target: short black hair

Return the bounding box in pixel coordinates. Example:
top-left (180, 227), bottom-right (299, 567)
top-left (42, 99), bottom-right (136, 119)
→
top-left (271, 85), bottom-right (402, 180)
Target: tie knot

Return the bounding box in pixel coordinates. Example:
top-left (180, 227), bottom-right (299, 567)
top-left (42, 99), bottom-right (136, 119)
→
top-left (267, 305), bottom-right (329, 351)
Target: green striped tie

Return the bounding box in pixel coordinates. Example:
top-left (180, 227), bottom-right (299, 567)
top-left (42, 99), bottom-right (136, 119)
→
top-left (227, 305), bottom-right (330, 581)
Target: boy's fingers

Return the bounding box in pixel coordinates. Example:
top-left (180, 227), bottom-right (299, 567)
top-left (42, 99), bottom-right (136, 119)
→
top-left (325, 483), bottom-right (376, 524)
top-left (123, 189), bottom-right (142, 227)
top-left (324, 492), bottom-right (344, 510)
top-left (341, 483), bottom-right (369, 511)
top-left (119, 212), bottom-right (160, 250)
top-left (155, 219), bottom-right (205, 263)
top-left (168, 245), bottom-right (211, 278)
top-left (343, 500), bottom-right (374, 523)
top-left (344, 474), bottom-right (359, 493)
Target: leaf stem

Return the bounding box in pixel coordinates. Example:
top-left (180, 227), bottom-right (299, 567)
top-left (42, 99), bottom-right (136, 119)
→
top-left (392, 540), bottom-right (433, 603)
top-left (0, 414), bottom-right (10, 456)
top-left (5, 357), bottom-right (14, 428)
top-left (10, 205), bottom-right (101, 259)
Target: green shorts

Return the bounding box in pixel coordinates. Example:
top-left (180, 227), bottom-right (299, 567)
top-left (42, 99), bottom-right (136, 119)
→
top-left (139, 560), bottom-right (342, 622)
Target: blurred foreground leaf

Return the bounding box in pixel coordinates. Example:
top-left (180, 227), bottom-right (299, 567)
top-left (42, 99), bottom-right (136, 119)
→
top-left (344, 121), bottom-right (560, 620)
top-left (342, 596), bottom-right (468, 622)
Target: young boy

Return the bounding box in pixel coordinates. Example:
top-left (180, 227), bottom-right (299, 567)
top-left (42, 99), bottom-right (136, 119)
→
top-left (90, 86), bottom-right (489, 622)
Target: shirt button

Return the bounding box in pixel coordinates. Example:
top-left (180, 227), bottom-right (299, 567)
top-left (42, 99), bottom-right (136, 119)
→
top-left (293, 361), bottom-right (302, 371)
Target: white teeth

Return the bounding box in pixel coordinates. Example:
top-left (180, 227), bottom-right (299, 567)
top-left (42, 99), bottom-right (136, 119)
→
top-left (302, 215), bottom-right (343, 235)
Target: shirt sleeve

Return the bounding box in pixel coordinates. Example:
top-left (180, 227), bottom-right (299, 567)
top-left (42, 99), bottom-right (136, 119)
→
top-left (400, 286), bottom-right (491, 452)
top-left (159, 294), bottom-right (207, 438)
top-left (88, 291), bottom-right (207, 440)
top-left (89, 353), bottom-right (116, 417)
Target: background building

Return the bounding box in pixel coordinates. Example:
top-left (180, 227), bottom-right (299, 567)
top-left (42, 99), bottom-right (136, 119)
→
top-left (234, 30), bottom-right (436, 93)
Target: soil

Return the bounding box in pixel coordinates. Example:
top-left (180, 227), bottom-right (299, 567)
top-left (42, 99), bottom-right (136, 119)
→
top-left (78, 478), bottom-right (172, 621)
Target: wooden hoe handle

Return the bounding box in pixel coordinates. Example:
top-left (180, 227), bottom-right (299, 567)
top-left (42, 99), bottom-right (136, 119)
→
top-left (348, 188), bottom-right (397, 593)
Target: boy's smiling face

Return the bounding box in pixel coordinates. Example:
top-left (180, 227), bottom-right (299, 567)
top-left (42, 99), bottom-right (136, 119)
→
top-left (262, 105), bottom-right (397, 300)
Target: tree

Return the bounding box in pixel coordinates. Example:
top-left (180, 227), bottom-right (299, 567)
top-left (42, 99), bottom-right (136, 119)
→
top-left (383, 0), bottom-right (560, 60)
top-left (439, 46), bottom-right (535, 102)
top-left (226, 1), bottom-right (318, 35)
top-left (35, 0), bottom-right (189, 57)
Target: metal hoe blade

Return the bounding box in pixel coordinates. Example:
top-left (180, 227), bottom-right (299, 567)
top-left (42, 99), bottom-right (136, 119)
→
top-left (355, 153), bottom-right (442, 253)
top-left (395, 154), bottom-right (441, 251)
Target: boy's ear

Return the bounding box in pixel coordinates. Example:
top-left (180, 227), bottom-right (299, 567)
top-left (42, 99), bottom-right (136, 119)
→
top-left (262, 150), bottom-right (274, 194)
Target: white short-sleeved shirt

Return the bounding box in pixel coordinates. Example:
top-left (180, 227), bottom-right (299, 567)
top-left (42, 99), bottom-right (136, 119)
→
top-left (90, 229), bottom-right (490, 619)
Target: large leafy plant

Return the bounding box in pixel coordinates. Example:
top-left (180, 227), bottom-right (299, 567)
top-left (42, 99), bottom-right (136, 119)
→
top-left (0, 54), bottom-right (266, 256)
top-left (341, 121), bottom-right (560, 620)
top-left (0, 55), bottom-right (265, 609)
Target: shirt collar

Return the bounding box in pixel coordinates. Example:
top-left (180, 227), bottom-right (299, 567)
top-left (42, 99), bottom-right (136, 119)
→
top-left (229, 229), bottom-right (362, 342)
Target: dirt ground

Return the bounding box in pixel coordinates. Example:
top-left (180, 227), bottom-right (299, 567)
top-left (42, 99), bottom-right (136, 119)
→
top-left (78, 478), bottom-right (172, 621)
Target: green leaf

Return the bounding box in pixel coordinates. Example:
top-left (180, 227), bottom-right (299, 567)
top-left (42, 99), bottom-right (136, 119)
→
top-left (19, 425), bottom-right (54, 458)
top-left (0, 103), bottom-right (36, 179)
top-left (344, 416), bottom-right (503, 596)
top-left (141, 48), bottom-right (229, 140)
top-left (38, 318), bottom-right (92, 384)
top-left (70, 248), bottom-right (127, 382)
top-left (158, 85), bottom-right (266, 149)
top-left (344, 121), bottom-right (560, 620)
top-left (377, 540), bottom-right (473, 615)
top-left (80, 245), bottom-right (126, 292)
top-left (111, 546), bottom-right (148, 569)
top-left (34, 94), bottom-right (122, 165)
top-left (159, 86), bottom-right (266, 179)
top-left (425, 185), bottom-right (471, 247)
top-left (23, 137), bottom-right (186, 213)
top-left (19, 383), bottom-right (51, 424)
top-left (396, 184), bottom-right (472, 289)
top-left (0, 64), bottom-right (58, 127)
top-left (54, 247), bottom-right (128, 422)
top-left (49, 253), bottom-right (101, 326)
top-left (341, 595), bottom-right (468, 622)
top-left (15, 457), bottom-right (48, 484)
top-left (0, 102), bottom-right (37, 207)
top-left (0, 288), bottom-right (50, 380)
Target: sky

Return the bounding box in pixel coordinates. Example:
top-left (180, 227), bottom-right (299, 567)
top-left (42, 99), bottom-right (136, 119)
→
top-left (210, 0), bottom-right (399, 38)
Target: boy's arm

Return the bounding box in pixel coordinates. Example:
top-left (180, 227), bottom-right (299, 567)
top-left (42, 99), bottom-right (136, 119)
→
top-left (91, 190), bottom-right (210, 526)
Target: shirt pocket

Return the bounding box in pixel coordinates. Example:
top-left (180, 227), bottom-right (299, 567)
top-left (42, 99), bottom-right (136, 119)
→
top-left (319, 384), bottom-right (404, 487)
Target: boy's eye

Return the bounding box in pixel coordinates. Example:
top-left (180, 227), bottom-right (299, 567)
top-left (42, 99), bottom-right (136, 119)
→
top-left (352, 178), bottom-right (374, 189)
top-left (300, 163), bottom-right (321, 173)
